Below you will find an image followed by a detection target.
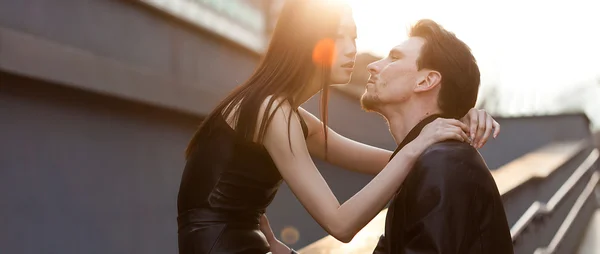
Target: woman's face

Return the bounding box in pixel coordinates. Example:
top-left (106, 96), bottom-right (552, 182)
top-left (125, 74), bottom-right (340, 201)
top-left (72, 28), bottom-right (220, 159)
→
top-left (330, 10), bottom-right (358, 84)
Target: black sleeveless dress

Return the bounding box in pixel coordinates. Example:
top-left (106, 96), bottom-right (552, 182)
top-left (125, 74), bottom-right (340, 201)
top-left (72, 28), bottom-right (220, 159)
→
top-left (177, 113), bottom-right (308, 254)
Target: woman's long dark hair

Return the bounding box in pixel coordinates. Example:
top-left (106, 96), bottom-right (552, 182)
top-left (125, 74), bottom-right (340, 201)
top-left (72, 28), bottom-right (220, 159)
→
top-left (185, 0), bottom-right (345, 159)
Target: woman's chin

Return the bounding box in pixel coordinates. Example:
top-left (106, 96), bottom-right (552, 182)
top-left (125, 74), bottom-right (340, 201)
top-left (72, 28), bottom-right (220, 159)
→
top-left (330, 75), bottom-right (352, 85)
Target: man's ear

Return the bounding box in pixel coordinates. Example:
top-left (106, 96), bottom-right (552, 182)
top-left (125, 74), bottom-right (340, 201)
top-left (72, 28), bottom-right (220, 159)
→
top-left (415, 71), bottom-right (442, 93)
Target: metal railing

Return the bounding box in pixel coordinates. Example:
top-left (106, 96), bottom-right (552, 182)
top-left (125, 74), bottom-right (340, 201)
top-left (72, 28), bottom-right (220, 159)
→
top-left (510, 148), bottom-right (599, 253)
top-left (534, 172), bottom-right (599, 254)
top-left (510, 149), bottom-right (599, 239)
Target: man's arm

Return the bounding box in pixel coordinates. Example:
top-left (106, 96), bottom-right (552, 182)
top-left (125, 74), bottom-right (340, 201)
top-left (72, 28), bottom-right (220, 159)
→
top-left (401, 143), bottom-right (503, 254)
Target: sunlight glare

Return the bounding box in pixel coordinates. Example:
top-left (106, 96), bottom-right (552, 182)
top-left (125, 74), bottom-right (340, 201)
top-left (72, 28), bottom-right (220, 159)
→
top-left (339, 0), bottom-right (600, 119)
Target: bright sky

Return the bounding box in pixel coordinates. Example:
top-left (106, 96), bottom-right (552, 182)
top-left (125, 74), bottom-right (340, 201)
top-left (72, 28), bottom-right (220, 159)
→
top-left (344, 0), bottom-right (600, 127)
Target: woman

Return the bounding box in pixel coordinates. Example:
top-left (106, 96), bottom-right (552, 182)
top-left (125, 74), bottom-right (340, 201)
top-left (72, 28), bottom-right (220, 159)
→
top-left (177, 0), bottom-right (499, 253)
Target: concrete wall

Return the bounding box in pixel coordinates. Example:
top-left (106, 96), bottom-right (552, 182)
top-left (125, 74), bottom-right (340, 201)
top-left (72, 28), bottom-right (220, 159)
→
top-left (0, 1), bottom-right (264, 252)
top-left (0, 72), bottom-right (199, 254)
top-left (478, 114), bottom-right (592, 169)
top-left (0, 0), bottom-right (260, 116)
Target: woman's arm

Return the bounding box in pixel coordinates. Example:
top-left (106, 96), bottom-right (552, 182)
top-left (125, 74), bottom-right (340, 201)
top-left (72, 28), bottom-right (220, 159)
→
top-left (263, 100), bottom-right (468, 242)
top-left (299, 108), bottom-right (392, 175)
top-left (299, 107), bottom-right (500, 176)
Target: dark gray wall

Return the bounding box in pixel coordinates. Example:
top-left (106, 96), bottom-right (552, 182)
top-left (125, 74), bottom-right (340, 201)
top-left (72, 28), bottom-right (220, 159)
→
top-left (478, 114), bottom-right (592, 169)
top-left (0, 0), bottom-right (259, 115)
top-left (0, 73), bottom-right (199, 254)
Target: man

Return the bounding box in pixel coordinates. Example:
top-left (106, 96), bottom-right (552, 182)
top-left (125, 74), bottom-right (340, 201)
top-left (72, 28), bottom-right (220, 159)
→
top-left (362, 19), bottom-right (513, 253)
top-left (258, 18), bottom-right (511, 253)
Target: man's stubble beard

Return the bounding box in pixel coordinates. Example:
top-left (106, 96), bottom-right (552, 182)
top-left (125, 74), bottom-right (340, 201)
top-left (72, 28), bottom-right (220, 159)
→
top-left (361, 81), bottom-right (385, 112)
top-left (360, 93), bottom-right (382, 113)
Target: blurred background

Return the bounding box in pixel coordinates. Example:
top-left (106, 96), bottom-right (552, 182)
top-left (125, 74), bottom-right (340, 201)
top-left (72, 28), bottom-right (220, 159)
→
top-left (0, 0), bottom-right (598, 253)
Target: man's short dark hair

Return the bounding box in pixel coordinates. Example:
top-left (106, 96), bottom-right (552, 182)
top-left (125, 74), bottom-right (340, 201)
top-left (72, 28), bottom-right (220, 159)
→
top-left (410, 19), bottom-right (480, 119)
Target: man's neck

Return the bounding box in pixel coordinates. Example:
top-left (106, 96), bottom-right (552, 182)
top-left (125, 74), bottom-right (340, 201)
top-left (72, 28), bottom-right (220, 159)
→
top-left (383, 102), bottom-right (442, 145)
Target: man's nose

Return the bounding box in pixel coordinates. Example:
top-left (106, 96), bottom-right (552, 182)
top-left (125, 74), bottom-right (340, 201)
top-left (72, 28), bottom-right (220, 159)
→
top-left (367, 60), bottom-right (381, 75)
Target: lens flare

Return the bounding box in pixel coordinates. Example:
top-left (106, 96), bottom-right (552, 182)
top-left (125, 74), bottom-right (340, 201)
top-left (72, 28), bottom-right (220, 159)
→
top-left (312, 38), bottom-right (336, 67)
top-left (280, 226), bottom-right (300, 245)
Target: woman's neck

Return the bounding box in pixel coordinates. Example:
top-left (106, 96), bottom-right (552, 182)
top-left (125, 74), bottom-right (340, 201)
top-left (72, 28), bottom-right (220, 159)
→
top-left (294, 73), bottom-right (326, 106)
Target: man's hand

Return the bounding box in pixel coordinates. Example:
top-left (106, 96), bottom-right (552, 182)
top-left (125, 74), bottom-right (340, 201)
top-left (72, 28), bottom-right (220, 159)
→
top-left (461, 108), bottom-right (500, 148)
top-left (260, 214), bottom-right (292, 254)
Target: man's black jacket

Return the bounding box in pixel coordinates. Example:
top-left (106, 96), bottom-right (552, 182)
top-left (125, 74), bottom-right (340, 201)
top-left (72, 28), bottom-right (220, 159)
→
top-left (374, 115), bottom-right (514, 254)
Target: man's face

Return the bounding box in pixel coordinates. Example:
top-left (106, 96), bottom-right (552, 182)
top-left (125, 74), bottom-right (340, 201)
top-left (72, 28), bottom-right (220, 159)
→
top-left (360, 37), bottom-right (426, 112)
